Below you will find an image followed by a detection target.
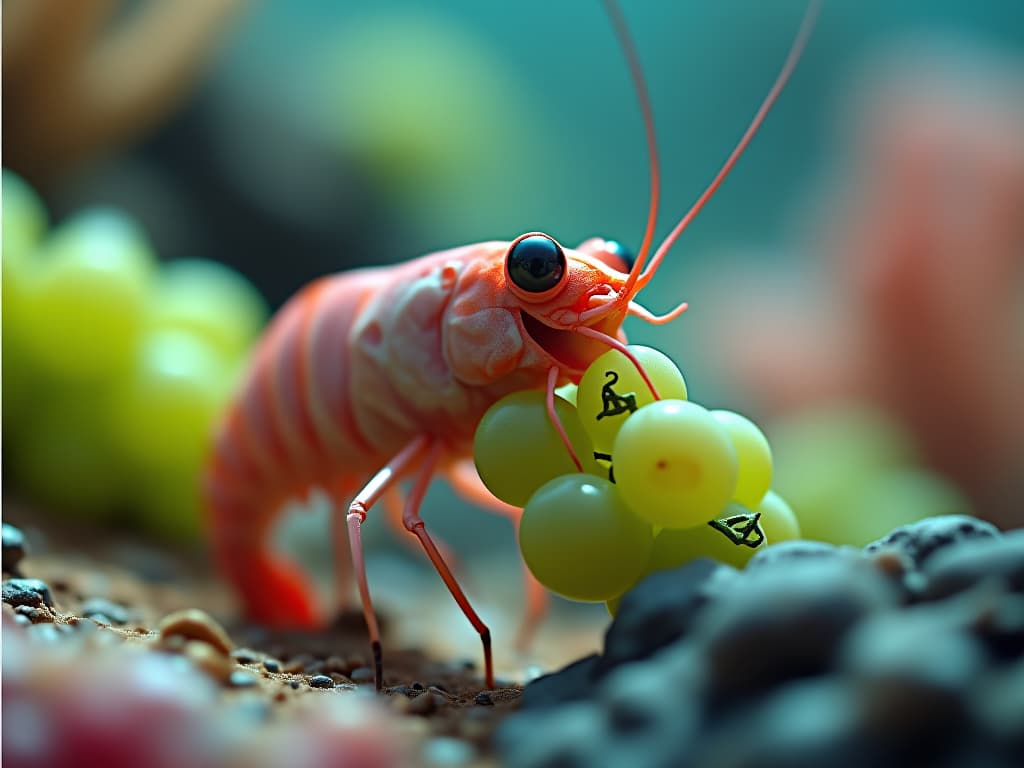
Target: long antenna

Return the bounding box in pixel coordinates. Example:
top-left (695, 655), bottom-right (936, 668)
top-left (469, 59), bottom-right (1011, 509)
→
top-left (601, 0), bottom-right (660, 298)
top-left (635, 1), bottom-right (821, 292)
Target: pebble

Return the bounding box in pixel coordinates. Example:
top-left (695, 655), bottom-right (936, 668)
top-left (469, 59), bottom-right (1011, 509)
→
top-left (519, 654), bottom-right (600, 710)
top-left (182, 640), bottom-right (235, 683)
top-left (408, 691), bottom-right (445, 716)
top-left (473, 692), bottom-right (493, 706)
top-left (1, 523), bottom-right (27, 574)
top-left (350, 666), bottom-right (375, 684)
top-left (80, 598), bottom-right (131, 625)
top-left (2, 577), bottom-right (53, 608)
top-left (262, 658), bottom-right (281, 673)
top-left (157, 609), bottom-right (233, 656)
top-left (229, 670), bottom-right (259, 688)
top-left (309, 674), bottom-right (335, 689)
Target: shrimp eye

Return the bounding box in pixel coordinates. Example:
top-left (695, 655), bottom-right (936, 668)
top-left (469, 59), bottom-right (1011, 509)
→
top-left (602, 240), bottom-right (635, 273)
top-left (507, 235), bottom-right (566, 294)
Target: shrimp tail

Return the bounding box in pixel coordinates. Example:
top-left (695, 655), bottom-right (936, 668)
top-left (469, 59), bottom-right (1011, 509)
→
top-left (204, 419), bottom-right (324, 629)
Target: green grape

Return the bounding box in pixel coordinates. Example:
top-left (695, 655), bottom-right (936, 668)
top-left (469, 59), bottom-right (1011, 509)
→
top-left (473, 389), bottom-right (597, 507)
top-left (828, 468), bottom-right (971, 547)
top-left (711, 409), bottom-right (773, 508)
top-left (149, 259), bottom-right (268, 363)
top-left (613, 400), bottom-right (737, 529)
top-left (11, 387), bottom-right (126, 519)
top-left (21, 208), bottom-right (157, 379)
top-left (111, 330), bottom-right (237, 478)
top-left (576, 345), bottom-right (688, 454)
top-left (2, 169), bottom-right (48, 329)
top-left (554, 381), bottom-right (578, 405)
top-left (770, 405), bottom-right (915, 544)
top-left (132, 466), bottom-right (204, 542)
top-left (757, 490), bottom-right (801, 543)
top-left (519, 474), bottom-right (653, 601)
top-left (648, 502), bottom-right (767, 571)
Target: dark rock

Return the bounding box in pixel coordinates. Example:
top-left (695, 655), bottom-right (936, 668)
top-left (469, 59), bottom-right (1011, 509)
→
top-left (474, 692), bottom-right (493, 706)
top-left (496, 703), bottom-right (602, 768)
top-left (2, 523), bottom-right (27, 574)
top-left (262, 658), bottom-right (281, 673)
top-left (309, 674), bottom-right (334, 689)
top-left (519, 654), bottom-right (600, 710)
top-left (697, 559), bottom-right (895, 702)
top-left (600, 559), bottom-right (732, 674)
top-left (746, 540), bottom-right (846, 569)
top-left (2, 578), bottom-right (53, 608)
top-left (865, 515), bottom-right (1001, 568)
top-left (349, 666), bottom-right (374, 684)
top-left (923, 532), bottom-right (1024, 601)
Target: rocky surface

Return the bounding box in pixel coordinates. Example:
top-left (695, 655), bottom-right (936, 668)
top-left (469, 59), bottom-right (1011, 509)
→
top-left (498, 516), bottom-right (1024, 768)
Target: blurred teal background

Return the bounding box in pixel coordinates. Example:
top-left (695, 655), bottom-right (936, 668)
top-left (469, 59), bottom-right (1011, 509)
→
top-left (4, 0), bottom-right (1023, 552)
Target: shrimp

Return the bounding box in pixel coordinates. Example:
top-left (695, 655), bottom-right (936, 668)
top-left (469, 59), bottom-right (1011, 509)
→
top-left (203, 0), bottom-right (819, 691)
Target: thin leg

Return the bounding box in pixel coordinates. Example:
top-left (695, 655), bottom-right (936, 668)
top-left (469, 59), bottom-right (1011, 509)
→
top-left (445, 459), bottom-right (550, 653)
top-left (383, 485), bottom-right (462, 573)
top-left (344, 435), bottom-right (431, 690)
top-left (404, 443), bottom-right (495, 689)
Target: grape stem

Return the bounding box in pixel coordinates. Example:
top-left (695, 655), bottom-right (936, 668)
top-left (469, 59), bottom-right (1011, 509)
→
top-left (546, 366), bottom-right (584, 472)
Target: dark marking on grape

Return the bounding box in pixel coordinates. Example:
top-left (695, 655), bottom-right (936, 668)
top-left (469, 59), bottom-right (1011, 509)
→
top-left (709, 512), bottom-right (765, 549)
top-left (592, 452), bottom-right (616, 483)
top-left (596, 371), bottom-right (637, 420)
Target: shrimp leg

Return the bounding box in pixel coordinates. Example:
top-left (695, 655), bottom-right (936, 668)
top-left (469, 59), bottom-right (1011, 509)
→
top-left (445, 460), bottom-right (549, 653)
top-left (401, 443), bottom-right (495, 689)
top-left (345, 435), bottom-right (432, 690)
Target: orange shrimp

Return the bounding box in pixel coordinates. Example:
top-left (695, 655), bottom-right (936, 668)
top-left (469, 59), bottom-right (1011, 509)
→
top-left (204, 0), bottom-right (819, 691)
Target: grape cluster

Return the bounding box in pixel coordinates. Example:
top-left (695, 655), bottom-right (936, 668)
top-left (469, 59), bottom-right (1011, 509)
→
top-left (474, 345), bottom-right (799, 610)
top-left (497, 516), bottom-right (1024, 768)
top-left (2, 169), bottom-right (267, 539)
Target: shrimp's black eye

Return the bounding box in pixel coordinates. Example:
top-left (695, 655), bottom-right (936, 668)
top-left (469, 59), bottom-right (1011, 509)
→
top-left (507, 235), bottom-right (566, 294)
top-left (603, 240), bottom-right (635, 273)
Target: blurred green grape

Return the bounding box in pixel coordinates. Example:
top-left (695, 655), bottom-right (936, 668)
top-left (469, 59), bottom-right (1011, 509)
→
top-left (11, 388), bottom-right (126, 519)
top-left (711, 409), bottom-right (772, 508)
top-left (756, 490), bottom-right (801, 543)
top-left (21, 208), bottom-right (157, 379)
top-left (613, 400), bottom-right (737, 529)
top-left (647, 502), bottom-right (767, 571)
top-left (111, 330), bottom-right (237, 479)
top-left (149, 259), bottom-right (268, 363)
top-left (577, 345), bottom-right (688, 454)
top-left (519, 474), bottom-right (653, 601)
top-left (827, 468), bottom-right (971, 547)
top-left (473, 389), bottom-right (597, 507)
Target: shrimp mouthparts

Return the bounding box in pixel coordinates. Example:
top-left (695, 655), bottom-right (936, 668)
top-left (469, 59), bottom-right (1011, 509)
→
top-left (519, 310), bottom-right (618, 373)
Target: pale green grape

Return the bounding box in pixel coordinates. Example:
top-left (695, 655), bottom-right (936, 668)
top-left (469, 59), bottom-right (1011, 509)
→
top-left (473, 390), bottom-right (597, 507)
top-left (519, 474), bottom-right (653, 601)
top-left (648, 502), bottom-right (767, 571)
top-left (554, 381), bottom-right (578, 405)
top-left (132, 466), bottom-right (204, 542)
top-left (576, 345), bottom-right (687, 454)
top-left (111, 330), bottom-right (237, 478)
top-left (22, 208), bottom-right (157, 379)
top-left (757, 490), bottom-right (801, 543)
top-left (711, 409), bottom-right (773, 508)
top-left (2, 169), bottom-right (48, 327)
top-left (828, 468), bottom-right (971, 547)
top-left (613, 400), bottom-right (737, 528)
top-left (149, 259), bottom-right (268, 363)
top-left (770, 405), bottom-right (915, 544)
top-left (12, 388), bottom-right (126, 519)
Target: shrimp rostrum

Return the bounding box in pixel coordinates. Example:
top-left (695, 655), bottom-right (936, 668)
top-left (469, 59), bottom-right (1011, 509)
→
top-left (203, 0), bottom-right (819, 690)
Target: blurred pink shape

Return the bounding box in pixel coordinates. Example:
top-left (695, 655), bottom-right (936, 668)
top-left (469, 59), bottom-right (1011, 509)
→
top-left (713, 44), bottom-right (1024, 527)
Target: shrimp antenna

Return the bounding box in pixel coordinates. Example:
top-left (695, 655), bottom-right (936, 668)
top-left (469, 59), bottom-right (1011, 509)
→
top-left (601, 0), bottom-right (660, 298)
top-left (634, 0), bottom-right (821, 293)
